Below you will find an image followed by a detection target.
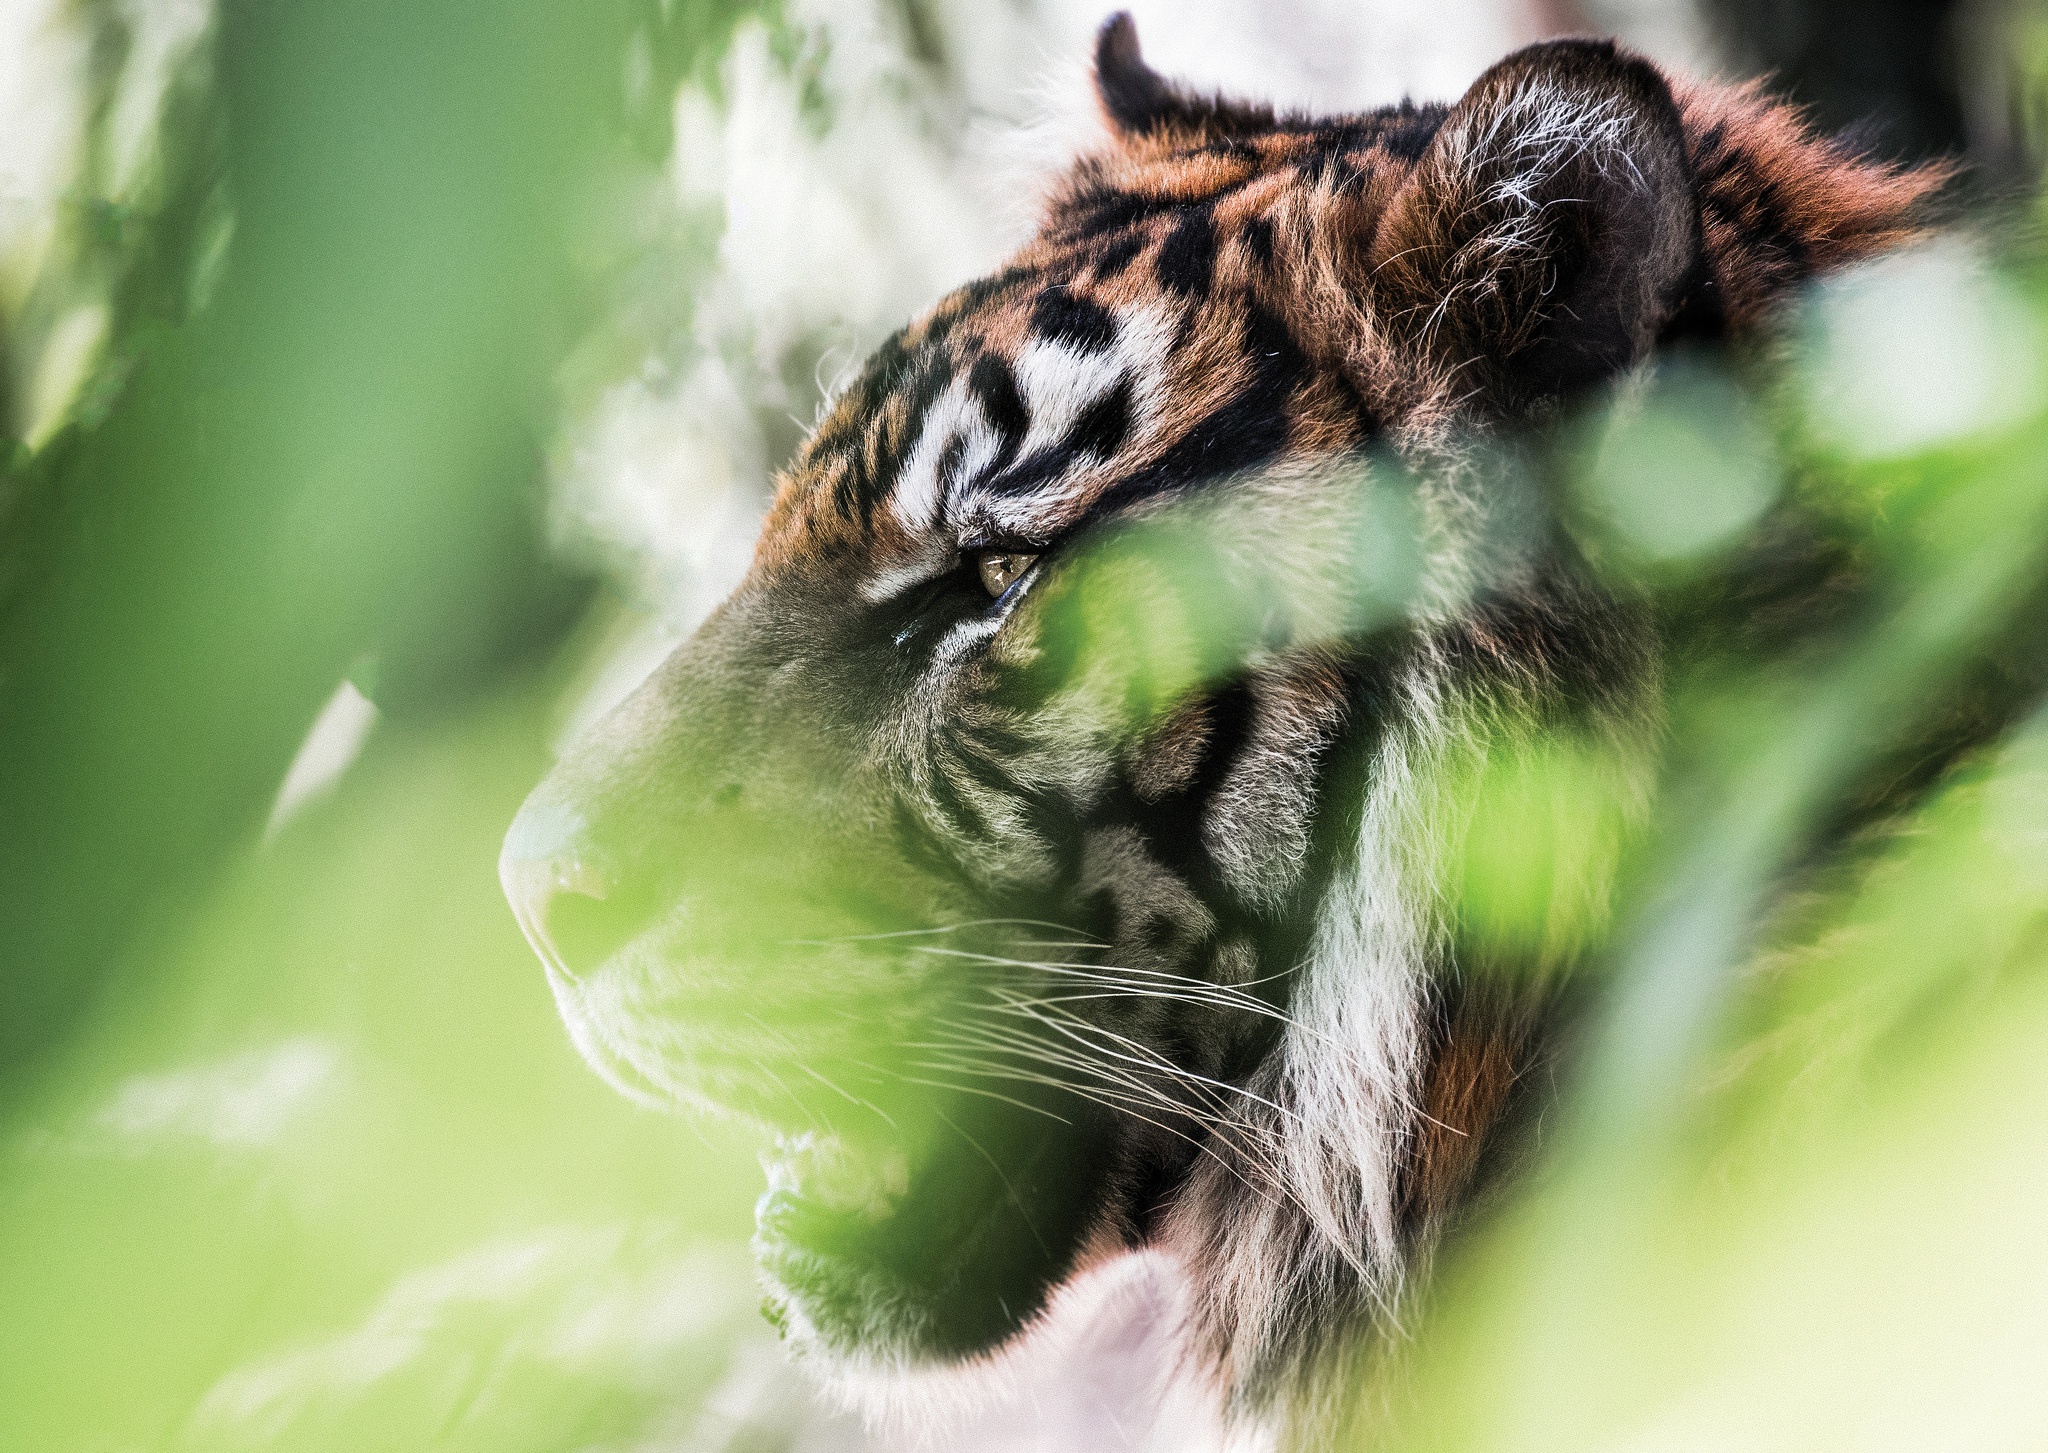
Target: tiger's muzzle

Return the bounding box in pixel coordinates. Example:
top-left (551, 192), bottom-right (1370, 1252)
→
top-left (500, 595), bottom-right (1116, 1359)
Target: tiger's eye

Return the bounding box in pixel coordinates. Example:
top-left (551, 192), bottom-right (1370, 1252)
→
top-left (976, 552), bottom-right (1035, 598)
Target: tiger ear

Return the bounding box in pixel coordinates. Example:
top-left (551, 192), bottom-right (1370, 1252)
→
top-left (1369, 40), bottom-right (1706, 410)
top-left (1093, 12), bottom-right (1276, 141)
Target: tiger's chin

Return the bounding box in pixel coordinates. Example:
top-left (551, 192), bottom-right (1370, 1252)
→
top-left (752, 1131), bottom-right (946, 1357)
top-left (751, 1111), bottom-right (1121, 1368)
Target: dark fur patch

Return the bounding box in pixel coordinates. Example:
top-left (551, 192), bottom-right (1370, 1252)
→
top-left (1369, 40), bottom-right (1705, 408)
top-left (986, 447), bottom-right (1079, 499)
top-left (1070, 376), bottom-right (1136, 459)
top-left (1156, 204), bottom-right (1220, 298)
top-left (1055, 182), bottom-right (1188, 241)
top-left (1093, 230), bottom-right (1150, 277)
top-left (1239, 215), bottom-right (1276, 271)
top-left (1093, 9), bottom-right (1278, 141)
top-left (1032, 284), bottom-right (1121, 354)
top-left (1093, 11), bottom-right (1184, 137)
top-left (968, 353), bottom-right (1029, 448)
top-left (1373, 102), bottom-right (1448, 162)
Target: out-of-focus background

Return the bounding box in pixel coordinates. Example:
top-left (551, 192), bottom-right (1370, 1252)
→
top-left (4, 1), bottom-right (2048, 1449)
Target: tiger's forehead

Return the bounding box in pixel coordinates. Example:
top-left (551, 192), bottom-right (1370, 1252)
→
top-left (750, 105), bottom-right (1450, 581)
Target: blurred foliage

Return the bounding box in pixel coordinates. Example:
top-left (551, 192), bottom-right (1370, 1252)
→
top-left (0, 0), bottom-right (807, 1071)
top-left (972, 95), bottom-right (2048, 1447)
top-left (0, 0), bottom-right (868, 1447)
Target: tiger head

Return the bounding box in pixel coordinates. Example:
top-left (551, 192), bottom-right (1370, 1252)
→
top-left (502, 14), bottom-right (1940, 1407)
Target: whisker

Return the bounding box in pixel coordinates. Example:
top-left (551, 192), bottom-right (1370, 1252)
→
top-left (784, 918), bottom-right (1108, 948)
top-left (913, 1020), bottom-right (1301, 1207)
top-left (971, 1000), bottom-right (1248, 1125)
top-left (891, 1073), bottom-right (1075, 1127)
top-left (985, 994), bottom-right (1302, 1127)
top-left (968, 952), bottom-right (1411, 1087)
top-left (915, 1020), bottom-right (1209, 1128)
top-left (915, 946), bottom-right (1300, 1025)
top-left (907, 1052), bottom-right (1279, 1202)
top-left (941, 945), bottom-right (1302, 1004)
top-left (753, 1058), bottom-right (827, 1139)
top-left (915, 1027), bottom-right (1192, 1125)
top-left (798, 1062), bottom-right (899, 1130)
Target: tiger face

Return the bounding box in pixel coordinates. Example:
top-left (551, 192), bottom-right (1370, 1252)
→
top-left (502, 14), bottom-right (1940, 1401)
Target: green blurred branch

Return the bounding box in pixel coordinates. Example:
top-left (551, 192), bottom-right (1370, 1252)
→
top-left (0, 0), bottom-right (781, 1077)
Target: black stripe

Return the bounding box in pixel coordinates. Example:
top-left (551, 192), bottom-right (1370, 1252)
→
top-left (1056, 185), bottom-right (1185, 239)
top-left (969, 354), bottom-right (1029, 451)
top-left (1240, 215), bottom-right (1276, 271)
top-left (922, 758), bottom-right (986, 841)
top-left (1093, 231), bottom-right (1149, 277)
top-left (959, 721), bottom-right (1035, 757)
top-left (1032, 285), bottom-right (1120, 355)
top-left (985, 447), bottom-right (1075, 499)
top-left (831, 467), bottom-right (862, 523)
top-left (874, 354), bottom-right (957, 522)
top-left (1156, 204), bottom-right (1218, 299)
top-left (948, 737), bottom-right (1029, 808)
top-left (889, 800), bottom-right (983, 896)
top-left (1069, 376), bottom-right (1134, 460)
top-left (932, 263), bottom-right (1040, 327)
top-left (1123, 682), bottom-right (1258, 900)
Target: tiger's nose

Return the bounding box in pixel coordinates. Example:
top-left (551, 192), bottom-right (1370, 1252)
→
top-left (499, 797), bottom-right (642, 978)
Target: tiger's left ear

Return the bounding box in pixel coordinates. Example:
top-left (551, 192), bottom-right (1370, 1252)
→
top-left (1093, 11), bottom-right (1277, 142)
top-left (1370, 40), bottom-right (1704, 411)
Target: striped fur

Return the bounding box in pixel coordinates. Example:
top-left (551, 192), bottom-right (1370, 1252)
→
top-left (502, 15), bottom-right (1947, 1437)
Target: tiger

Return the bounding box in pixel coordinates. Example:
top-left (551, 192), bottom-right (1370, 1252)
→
top-left (500, 12), bottom-right (1945, 1442)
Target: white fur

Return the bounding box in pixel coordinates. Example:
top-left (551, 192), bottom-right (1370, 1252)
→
top-left (1012, 336), bottom-right (1128, 450)
top-left (1159, 659), bottom-right (1451, 1394)
top-left (810, 1249), bottom-right (1258, 1453)
top-left (1273, 668), bottom-right (1445, 1291)
top-left (891, 374), bottom-right (1004, 536)
top-left (1011, 304), bottom-right (1174, 454)
top-left (885, 302), bottom-right (1175, 551)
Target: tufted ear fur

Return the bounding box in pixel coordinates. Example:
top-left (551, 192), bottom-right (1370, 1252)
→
top-left (1093, 11), bottom-right (1278, 142)
top-left (1674, 77), bottom-right (1952, 329)
top-left (1370, 40), bottom-right (1704, 412)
